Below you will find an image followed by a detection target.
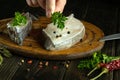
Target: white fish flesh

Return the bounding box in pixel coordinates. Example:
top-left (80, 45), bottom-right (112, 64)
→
top-left (7, 12), bottom-right (32, 45)
top-left (43, 14), bottom-right (85, 50)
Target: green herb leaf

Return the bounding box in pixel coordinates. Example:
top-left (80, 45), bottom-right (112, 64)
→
top-left (12, 12), bottom-right (27, 26)
top-left (78, 52), bottom-right (103, 69)
top-left (77, 51), bottom-right (120, 69)
top-left (2, 48), bottom-right (12, 57)
top-left (51, 12), bottom-right (67, 30)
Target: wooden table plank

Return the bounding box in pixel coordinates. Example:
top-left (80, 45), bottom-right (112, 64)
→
top-left (12, 58), bottom-right (67, 80)
top-left (0, 56), bottom-right (20, 80)
top-left (113, 9), bottom-right (120, 80)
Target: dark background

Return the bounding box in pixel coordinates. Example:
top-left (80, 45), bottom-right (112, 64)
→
top-left (0, 0), bottom-right (26, 19)
top-left (0, 0), bottom-right (119, 19)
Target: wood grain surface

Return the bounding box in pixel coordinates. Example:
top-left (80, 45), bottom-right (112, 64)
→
top-left (0, 17), bottom-right (104, 60)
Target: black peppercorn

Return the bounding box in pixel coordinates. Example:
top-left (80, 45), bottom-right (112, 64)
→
top-left (56, 35), bottom-right (59, 38)
top-left (53, 31), bottom-right (56, 34)
top-left (67, 31), bottom-right (70, 34)
top-left (59, 34), bottom-right (62, 37)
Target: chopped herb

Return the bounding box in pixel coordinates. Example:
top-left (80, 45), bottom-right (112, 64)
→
top-left (51, 12), bottom-right (68, 30)
top-left (77, 52), bottom-right (102, 69)
top-left (12, 12), bottom-right (27, 26)
top-left (2, 48), bottom-right (12, 57)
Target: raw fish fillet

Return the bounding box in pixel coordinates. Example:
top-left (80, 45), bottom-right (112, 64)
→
top-left (7, 12), bottom-right (32, 45)
top-left (43, 14), bottom-right (85, 50)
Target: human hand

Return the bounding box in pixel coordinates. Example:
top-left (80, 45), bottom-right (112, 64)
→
top-left (26, 0), bottom-right (67, 17)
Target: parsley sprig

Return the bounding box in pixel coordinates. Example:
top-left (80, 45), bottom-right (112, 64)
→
top-left (77, 52), bottom-right (120, 69)
top-left (51, 12), bottom-right (68, 30)
top-left (12, 12), bottom-right (27, 26)
top-left (77, 52), bottom-right (103, 69)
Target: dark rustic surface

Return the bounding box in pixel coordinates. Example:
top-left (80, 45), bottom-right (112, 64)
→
top-left (0, 0), bottom-right (120, 80)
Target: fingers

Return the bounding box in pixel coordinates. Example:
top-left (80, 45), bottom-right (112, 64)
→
top-left (26, 0), bottom-right (67, 17)
top-left (26, 0), bottom-right (32, 6)
top-left (37, 0), bottom-right (46, 9)
top-left (26, 0), bottom-right (39, 7)
top-left (46, 0), bottom-right (67, 17)
top-left (55, 0), bottom-right (67, 13)
top-left (26, 0), bottom-right (46, 8)
top-left (31, 0), bottom-right (39, 6)
top-left (46, 0), bottom-right (55, 17)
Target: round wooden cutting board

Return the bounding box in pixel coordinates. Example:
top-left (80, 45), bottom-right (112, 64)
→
top-left (0, 17), bottom-right (104, 60)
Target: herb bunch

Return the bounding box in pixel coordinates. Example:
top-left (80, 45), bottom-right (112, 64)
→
top-left (77, 51), bottom-right (120, 80)
top-left (12, 12), bottom-right (27, 26)
top-left (78, 52), bottom-right (103, 69)
top-left (51, 12), bottom-right (67, 30)
top-left (77, 51), bottom-right (120, 69)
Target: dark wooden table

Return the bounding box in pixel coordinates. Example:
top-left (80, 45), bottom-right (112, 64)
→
top-left (0, 0), bottom-right (120, 80)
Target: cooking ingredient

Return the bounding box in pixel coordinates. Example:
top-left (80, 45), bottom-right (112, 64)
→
top-left (21, 59), bottom-right (25, 63)
top-left (43, 13), bottom-right (85, 50)
top-left (7, 12), bottom-right (32, 45)
top-left (90, 59), bottom-right (120, 80)
top-left (78, 52), bottom-right (104, 69)
top-left (87, 63), bottom-right (105, 76)
top-left (11, 12), bottom-right (27, 26)
top-left (77, 52), bottom-right (120, 80)
top-left (87, 52), bottom-right (120, 76)
top-left (45, 61), bottom-right (49, 66)
top-left (77, 52), bottom-right (120, 69)
top-left (27, 60), bottom-right (33, 64)
top-left (51, 12), bottom-right (67, 30)
top-left (0, 47), bottom-right (12, 65)
top-left (0, 47), bottom-right (12, 58)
